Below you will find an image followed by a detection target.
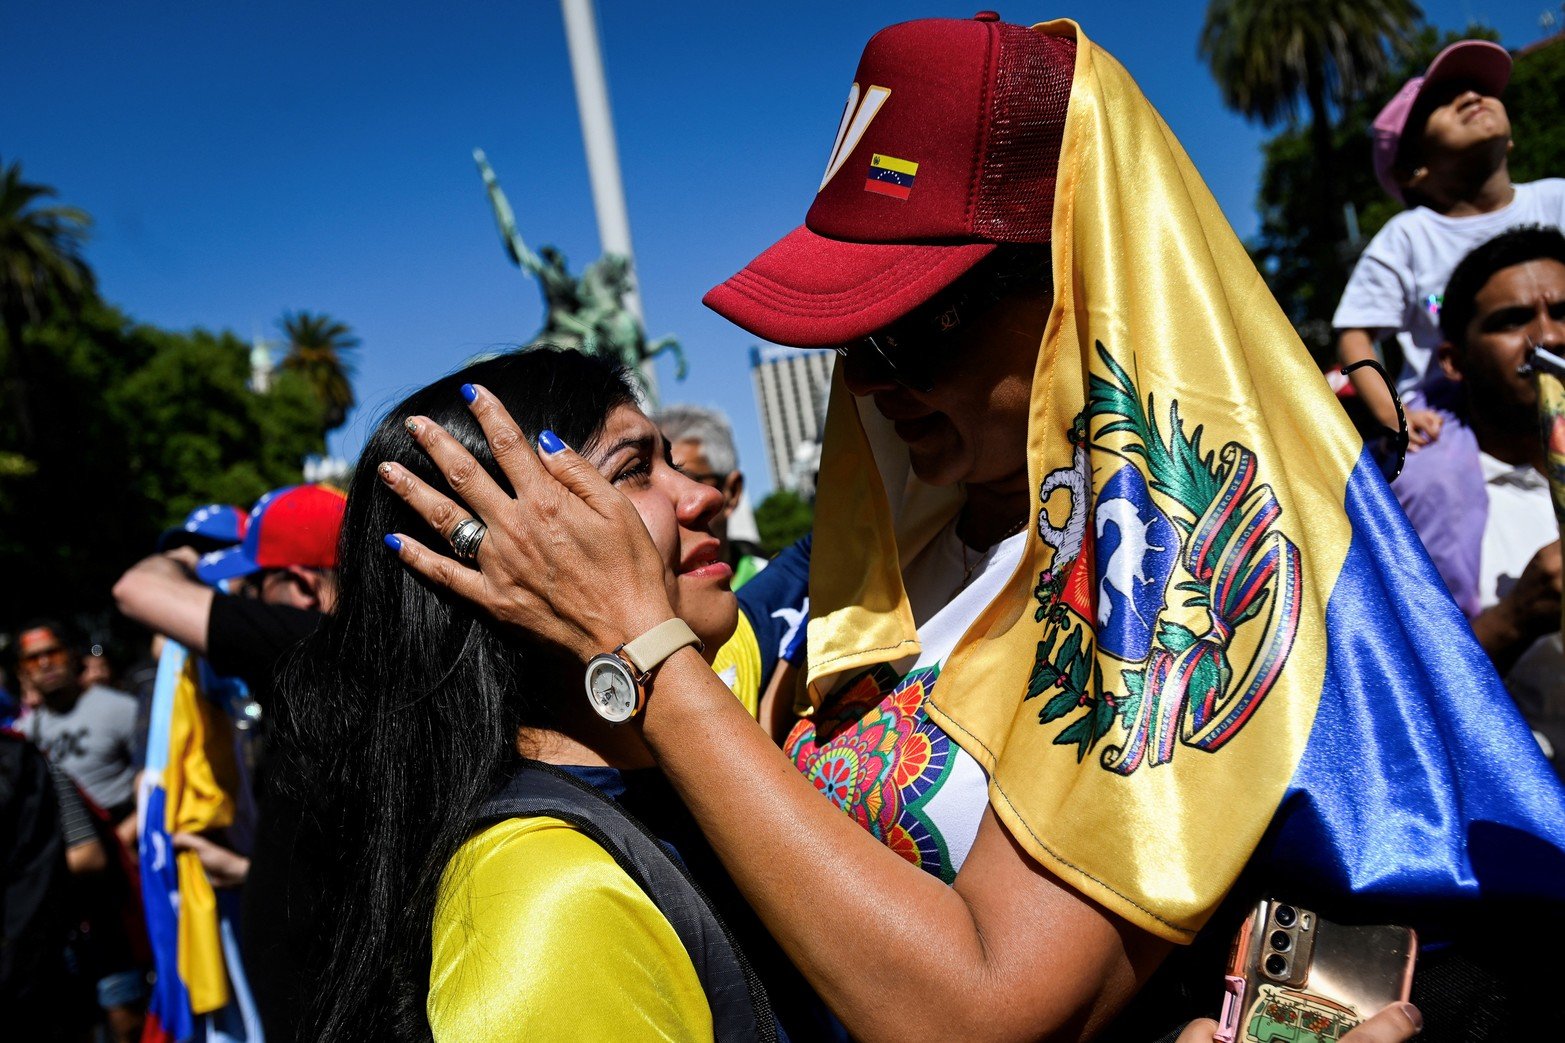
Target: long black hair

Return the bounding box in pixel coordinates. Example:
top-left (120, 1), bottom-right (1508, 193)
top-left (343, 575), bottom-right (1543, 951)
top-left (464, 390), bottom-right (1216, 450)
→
top-left (274, 347), bottom-right (638, 1041)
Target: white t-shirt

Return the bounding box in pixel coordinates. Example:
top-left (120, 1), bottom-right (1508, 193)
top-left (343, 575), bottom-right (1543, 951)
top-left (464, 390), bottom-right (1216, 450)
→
top-left (785, 522), bottom-right (1026, 882)
top-left (1474, 451), bottom-right (1563, 752)
top-left (1332, 179), bottom-right (1565, 389)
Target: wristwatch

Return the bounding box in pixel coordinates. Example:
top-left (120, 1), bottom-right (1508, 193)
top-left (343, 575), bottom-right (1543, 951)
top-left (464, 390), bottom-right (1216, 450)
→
top-left (584, 618), bottom-right (704, 723)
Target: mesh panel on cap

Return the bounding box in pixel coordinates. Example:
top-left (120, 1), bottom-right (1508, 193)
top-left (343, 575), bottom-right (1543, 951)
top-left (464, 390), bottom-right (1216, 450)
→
top-left (974, 26), bottom-right (1074, 243)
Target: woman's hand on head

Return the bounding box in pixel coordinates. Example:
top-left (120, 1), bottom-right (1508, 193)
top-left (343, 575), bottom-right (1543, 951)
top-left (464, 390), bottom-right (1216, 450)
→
top-left (378, 383), bottom-right (676, 663)
top-left (1176, 1003), bottom-right (1421, 1043)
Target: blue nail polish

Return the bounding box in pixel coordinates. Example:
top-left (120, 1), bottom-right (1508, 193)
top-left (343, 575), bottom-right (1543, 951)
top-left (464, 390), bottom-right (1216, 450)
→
top-left (538, 429), bottom-right (566, 455)
top-left (460, 383), bottom-right (478, 404)
top-left (384, 534), bottom-right (403, 552)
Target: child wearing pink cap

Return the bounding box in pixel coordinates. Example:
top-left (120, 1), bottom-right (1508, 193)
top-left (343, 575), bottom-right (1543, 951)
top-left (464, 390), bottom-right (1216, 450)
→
top-left (1333, 39), bottom-right (1565, 447)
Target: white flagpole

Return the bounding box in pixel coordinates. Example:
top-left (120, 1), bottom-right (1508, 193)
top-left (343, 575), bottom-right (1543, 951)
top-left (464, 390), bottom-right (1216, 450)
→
top-left (559, 0), bottom-right (659, 403)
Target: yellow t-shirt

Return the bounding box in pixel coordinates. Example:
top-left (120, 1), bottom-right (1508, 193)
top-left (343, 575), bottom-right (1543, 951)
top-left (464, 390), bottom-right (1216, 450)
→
top-left (710, 610), bottom-right (763, 718)
top-left (428, 816), bottom-right (713, 1041)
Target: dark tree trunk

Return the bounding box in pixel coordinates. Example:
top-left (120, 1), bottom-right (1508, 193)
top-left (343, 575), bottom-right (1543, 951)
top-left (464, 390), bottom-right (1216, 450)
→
top-left (1304, 65), bottom-right (1339, 247)
top-left (2, 312), bottom-right (37, 450)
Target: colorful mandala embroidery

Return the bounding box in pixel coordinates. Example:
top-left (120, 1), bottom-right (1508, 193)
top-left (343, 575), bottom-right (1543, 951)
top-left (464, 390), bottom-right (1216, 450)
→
top-left (786, 664), bottom-right (958, 882)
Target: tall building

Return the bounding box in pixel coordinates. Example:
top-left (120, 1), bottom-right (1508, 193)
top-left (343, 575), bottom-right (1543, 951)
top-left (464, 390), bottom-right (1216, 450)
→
top-left (749, 345), bottom-right (835, 495)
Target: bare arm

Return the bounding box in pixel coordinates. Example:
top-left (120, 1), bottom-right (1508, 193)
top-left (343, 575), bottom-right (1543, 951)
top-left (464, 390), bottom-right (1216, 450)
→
top-left (66, 837), bottom-right (108, 875)
top-left (172, 832), bottom-right (251, 888)
top-left (1337, 330), bottom-right (1442, 449)
top-left (112, 549), bottom-right (214, 654)
top-left (382, 390), bottom-right (1169, 1040)
top-left (643, 647), bottom-right (1167, 1040)
top-left (1338, 330), bottom-right (1398, 427)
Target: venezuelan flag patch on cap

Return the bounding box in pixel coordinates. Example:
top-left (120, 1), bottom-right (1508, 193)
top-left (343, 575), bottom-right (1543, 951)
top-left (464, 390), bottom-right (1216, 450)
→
top-left (865, 153), bottom-right (918, 200)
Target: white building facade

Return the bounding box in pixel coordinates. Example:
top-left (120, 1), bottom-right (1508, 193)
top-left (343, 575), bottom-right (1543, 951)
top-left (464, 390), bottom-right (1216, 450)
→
top-left (749, 345), bottom-right (835, 496)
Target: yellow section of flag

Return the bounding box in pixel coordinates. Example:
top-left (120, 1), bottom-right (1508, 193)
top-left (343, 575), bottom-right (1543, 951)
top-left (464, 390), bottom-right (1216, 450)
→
top-left (808, 20), bottom-right (1364, 942)
top-left (163, 656), bottom-right (239, 1014)
top-left (869, 153), bottom-right (918, 177)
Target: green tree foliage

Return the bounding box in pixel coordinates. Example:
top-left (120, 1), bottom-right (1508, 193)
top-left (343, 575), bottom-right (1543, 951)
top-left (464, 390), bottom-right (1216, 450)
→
top-left (280, 310), bottom-right (360, 431)
top-left (1200, 0), bottom-right (1421, 278)
top-left (1507, 35), bottom-right (1565, 185)
top-left (1246, 24), bottom-right (1505, 361)
top-left (755, 489), bottom-right (814, 556)
top-left (0, 300), bottom-right (326, 627)
top-left (0, 158), bottom-right (94, 447)
top-left (0, 170), bottom-right (334, 629)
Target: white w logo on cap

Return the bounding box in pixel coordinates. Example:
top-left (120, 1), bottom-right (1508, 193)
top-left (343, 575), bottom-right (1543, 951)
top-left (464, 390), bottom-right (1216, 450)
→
top-left (818, 83), bottom-right (891, 193)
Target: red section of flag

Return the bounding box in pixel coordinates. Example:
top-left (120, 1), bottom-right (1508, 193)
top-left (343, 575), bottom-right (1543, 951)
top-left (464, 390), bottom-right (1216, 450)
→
top-left (1062, 525), bottom-right (1095, 622)
top-left (864, 178), bottom-right (912, 200)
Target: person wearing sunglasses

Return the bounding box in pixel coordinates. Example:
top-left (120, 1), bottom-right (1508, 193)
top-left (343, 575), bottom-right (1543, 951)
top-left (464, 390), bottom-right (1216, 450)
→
top-left (387, 15), bottom-right (1565, 1040)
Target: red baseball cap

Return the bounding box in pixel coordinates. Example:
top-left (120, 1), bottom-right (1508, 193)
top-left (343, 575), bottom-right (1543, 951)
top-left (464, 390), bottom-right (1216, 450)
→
top-left (196, 483), bottom-right (347, 583)
top-left (704, 14), bottom-right (1075, 348)
top-left (1372, 40), bottom-right (1511, 203)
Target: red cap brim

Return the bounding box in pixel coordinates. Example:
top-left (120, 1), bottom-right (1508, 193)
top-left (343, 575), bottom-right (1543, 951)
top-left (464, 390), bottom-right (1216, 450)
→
top-left (703, 225), bottom-right (995, 347)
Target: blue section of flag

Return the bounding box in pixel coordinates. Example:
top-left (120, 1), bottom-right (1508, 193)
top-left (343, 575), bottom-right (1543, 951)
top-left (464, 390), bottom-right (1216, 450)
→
top-left (866, 166), bottom-right (915, 189)
top-left (141, 783), bottom-right (196, 1042)
top-left (1093, 465), bottom-right (1179, 662)
top-left (1264, 452), bottom-right (1565, 925)
top-left (139, 642), bottom-right (265, 1042)
top-left (141, 645), bottom-right (195, 1042)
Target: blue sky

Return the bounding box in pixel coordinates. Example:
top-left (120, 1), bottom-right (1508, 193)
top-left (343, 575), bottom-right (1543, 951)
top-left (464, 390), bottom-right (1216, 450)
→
top-left (2, 1), bottom-right (1544, 496)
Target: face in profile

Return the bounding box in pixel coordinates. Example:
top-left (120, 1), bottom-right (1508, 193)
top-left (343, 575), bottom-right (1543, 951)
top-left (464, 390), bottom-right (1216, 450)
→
top-left (840, 280), bottom-right (1053, 491)
top-left (583, 404), bottom-right (738, 650)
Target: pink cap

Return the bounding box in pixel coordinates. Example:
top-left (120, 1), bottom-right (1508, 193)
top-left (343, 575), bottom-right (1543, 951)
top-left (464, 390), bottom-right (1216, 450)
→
top-left (1372, 40), bottom-right (1511, 202)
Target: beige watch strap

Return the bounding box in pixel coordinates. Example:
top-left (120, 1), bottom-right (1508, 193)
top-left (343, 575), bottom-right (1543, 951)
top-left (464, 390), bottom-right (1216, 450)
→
top-left (619, 618), bottom-right (704, 678)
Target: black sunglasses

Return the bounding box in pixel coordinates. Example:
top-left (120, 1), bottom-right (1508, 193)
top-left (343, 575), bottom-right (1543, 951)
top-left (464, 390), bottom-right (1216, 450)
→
top-left (833, 284), bottom-right (997, 394)
top-left (834, 246), bottom-right (1053, 394)
top-left (1341, 358), bottom-right (1409, 482)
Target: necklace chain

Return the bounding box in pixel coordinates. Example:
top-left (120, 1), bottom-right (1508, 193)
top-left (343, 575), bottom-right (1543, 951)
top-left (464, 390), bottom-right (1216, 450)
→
top-left (959, 515), bottom-right (1029, 588)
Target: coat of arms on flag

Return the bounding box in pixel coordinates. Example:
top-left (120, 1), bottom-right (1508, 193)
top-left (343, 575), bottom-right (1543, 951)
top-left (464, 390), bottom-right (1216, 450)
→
top-left (1027, 343), bottom-right (1303, 774)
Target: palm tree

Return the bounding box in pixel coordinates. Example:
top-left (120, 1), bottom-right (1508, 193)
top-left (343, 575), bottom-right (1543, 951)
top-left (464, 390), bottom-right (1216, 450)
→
top-left (0, 159), bottom-right (94, 446)
top-left (1200, 0), bottom-right (1422, 239)
top-left (279, 310), bottom-right (359, 431)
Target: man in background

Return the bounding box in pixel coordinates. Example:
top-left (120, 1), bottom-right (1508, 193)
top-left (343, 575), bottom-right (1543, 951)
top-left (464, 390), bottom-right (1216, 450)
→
top-left (1334, 40), bottom-right (1565, 448)
top-left (114, 482), bottom-right (345, 1043)
top-left (13, 619), bottom-right (145, 1040)
top-left (655, 404), bottom-right (769, 587)
top-left (1393, 225), bottom-right (1564, 773)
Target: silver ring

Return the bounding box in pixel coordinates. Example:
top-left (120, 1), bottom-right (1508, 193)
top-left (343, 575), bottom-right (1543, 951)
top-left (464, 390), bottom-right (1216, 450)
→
top-left (450, 518), bottom-right (487, 562)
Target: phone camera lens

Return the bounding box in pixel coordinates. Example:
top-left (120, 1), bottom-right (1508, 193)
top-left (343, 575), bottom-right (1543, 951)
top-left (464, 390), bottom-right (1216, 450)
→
top-left (1269, 930), bottom-right (1292, 952)
top-left (1264, 953), bottom-right (1289, 978)
top-left (1273, 905), bottom-right (1297, 928)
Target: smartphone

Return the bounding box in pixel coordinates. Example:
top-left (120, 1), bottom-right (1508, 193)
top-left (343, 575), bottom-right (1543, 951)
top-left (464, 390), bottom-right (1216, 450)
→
top-left (1213, 898), bottom-right (1416, 1043)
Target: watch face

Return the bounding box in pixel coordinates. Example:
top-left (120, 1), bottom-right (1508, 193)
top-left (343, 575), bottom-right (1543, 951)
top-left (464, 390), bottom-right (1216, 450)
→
top-left (584, 655), bottom-right (639, 723)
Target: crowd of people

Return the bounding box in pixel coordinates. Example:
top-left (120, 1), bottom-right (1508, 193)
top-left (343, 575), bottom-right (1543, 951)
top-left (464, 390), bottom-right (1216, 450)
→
top-left (3, 14), bottom-right (1563, 1043)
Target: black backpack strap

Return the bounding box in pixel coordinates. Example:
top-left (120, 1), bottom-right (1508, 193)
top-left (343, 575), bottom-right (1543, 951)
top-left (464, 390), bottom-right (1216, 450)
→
top-left (473, 760), bottom-right (775, 1043)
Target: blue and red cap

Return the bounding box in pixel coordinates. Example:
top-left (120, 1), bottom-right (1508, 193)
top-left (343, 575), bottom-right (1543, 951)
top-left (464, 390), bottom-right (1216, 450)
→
top-left (156, 503), bottom-right (250, 553)
top-left (196, 484), bottom-right (347, 584)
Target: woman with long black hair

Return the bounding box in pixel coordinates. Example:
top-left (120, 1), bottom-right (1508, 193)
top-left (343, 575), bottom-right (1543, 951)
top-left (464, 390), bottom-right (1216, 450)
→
top-left (270, 347), bottom-right (770, 1041)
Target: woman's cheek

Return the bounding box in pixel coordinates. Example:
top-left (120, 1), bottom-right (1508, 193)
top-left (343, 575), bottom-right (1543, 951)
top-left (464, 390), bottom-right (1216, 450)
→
top-left (627, 490), bottom-right (681, 575)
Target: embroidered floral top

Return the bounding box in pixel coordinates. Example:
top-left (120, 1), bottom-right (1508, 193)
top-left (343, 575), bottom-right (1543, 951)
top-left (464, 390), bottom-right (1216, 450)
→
top-left (787, 524), bottom-right (1027, 882)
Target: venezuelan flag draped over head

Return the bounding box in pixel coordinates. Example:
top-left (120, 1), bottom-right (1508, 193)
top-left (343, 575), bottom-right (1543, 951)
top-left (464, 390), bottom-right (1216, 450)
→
top-left (806, 20), bottom-right (1565, 943)
top-left (140, 641), bottom-right (263, 1042)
